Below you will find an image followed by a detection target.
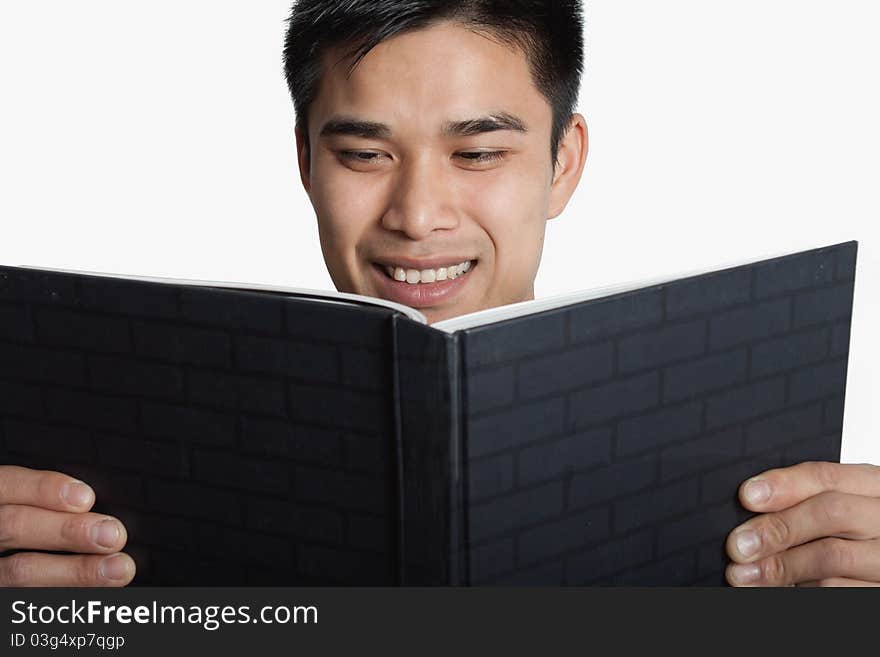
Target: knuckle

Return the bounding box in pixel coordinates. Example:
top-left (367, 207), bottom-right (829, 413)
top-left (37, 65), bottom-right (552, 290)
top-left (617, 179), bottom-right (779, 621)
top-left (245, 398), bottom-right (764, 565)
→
top-left (760, 555), bottom-right (787, 585)
top-left (0, 505), bottom-right (26, 549)
top-left (74, 557), bottom-right (99, 587)
top-left (61, 513), bottom-right (92, 545)
top-left (2, 553), bottom-right (36, 586)
top-left (819, 538), bottom-right (854, 574)
top-left (814, 461), bottom-right (840, 490)
top-left (762, 514), bottom-right (792, 549)
top-left (817, 492), bottom-right (851, 528)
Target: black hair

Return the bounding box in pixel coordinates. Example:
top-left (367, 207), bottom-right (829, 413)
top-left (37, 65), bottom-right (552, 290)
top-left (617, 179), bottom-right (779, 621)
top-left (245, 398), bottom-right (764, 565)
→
top-left (283, 0), bottom-right (584, 167)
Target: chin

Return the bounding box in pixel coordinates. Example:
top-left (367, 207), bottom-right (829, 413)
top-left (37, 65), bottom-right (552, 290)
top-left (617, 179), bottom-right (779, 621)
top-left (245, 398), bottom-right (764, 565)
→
top-left (421, 299), bottom-right (484, 324)
top-left (421, 307), bottom-right (455, 324)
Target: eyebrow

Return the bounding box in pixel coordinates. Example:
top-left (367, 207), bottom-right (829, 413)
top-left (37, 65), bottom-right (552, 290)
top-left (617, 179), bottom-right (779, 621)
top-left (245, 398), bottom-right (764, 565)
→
top-left (319, 118), bottom-right (391, 140)
top-left (443, 112), bottom-right (528, 137)
top-left (318, 112), bottom-right (528, 139)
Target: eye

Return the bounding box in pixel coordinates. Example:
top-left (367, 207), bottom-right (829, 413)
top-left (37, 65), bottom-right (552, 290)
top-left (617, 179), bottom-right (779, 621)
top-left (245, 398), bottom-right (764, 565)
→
top-left (341, 151), bottom-right (381, 161)
top-left (455, 150), bottom-right (508, 167)
top-left (337, 150), bottom-right (390, 169)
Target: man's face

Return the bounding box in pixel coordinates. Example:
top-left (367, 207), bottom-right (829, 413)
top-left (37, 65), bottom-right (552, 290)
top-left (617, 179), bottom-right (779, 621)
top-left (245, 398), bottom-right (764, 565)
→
top-left (298, 21), bottom-right (585, 323)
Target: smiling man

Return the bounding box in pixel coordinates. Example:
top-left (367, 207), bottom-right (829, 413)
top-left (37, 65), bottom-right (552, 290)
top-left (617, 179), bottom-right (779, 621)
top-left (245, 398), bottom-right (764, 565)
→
top-left (285, 3), bottom-right (588, 323)
top-left (0, 0), bottom-right (878, 588)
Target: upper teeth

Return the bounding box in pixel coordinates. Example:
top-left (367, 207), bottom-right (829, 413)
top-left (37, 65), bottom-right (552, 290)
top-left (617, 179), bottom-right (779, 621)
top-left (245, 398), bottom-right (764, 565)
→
top-left (386, 260), bottom-right (472, 284)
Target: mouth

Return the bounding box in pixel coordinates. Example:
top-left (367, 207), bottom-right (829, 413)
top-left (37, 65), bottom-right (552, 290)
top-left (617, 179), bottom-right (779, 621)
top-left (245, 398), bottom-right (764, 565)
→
top-left (369, 258), bottom-right (478, 310)
top-left (381, 259), bottom-right (474, 284)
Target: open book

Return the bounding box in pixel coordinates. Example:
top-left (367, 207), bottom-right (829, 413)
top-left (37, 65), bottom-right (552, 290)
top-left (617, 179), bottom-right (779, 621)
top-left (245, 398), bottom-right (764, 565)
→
top-left (0, 240), bottom-right (857, 585)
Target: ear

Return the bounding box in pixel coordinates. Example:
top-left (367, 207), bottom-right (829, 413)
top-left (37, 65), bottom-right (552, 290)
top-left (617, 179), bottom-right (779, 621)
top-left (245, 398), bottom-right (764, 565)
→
top-left (295, 123), bottom-right (312, 194)
top-left (547, 113), bottom-right (588, 219)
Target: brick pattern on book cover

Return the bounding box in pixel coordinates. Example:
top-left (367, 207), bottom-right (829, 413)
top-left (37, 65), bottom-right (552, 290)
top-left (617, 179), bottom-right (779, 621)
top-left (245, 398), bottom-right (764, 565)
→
top-left (0, 269), bottom-right (398, 585)
top-left (460, 242), bottom-right (856, 585)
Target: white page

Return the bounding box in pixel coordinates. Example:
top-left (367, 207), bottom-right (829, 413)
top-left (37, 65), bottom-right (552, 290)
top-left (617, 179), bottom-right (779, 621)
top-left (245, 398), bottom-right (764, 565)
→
top-left (432, 242), bottom-right (847, 333)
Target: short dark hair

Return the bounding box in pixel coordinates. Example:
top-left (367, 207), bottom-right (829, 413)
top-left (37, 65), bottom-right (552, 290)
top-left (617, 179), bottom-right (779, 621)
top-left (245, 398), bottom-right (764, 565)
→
top-left (283, 0), bottom-right (584, 167)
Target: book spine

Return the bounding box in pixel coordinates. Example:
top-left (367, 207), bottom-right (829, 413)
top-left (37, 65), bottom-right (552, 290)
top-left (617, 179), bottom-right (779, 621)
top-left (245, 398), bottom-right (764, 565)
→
top-left (448, 331), bottom-right (467, 585)
top-left (392, 317), bottom-right (466, 585)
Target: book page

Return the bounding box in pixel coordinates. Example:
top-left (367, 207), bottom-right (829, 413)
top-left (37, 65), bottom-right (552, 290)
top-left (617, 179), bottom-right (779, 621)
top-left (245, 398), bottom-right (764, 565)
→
top-left (431, 242), bottom-right (840, 333)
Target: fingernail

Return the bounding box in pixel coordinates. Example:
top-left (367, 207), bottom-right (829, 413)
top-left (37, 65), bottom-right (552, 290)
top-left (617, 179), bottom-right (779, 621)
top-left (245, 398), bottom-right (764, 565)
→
top-left (729, 563), bottom-right (761, 585)
top-left (90, 519), bottom-right (121, 548)
top-left (735, 528), bottom-right (761, 558)
top-left (99, 554), bottom-right (130, 581)
top-left (62, 480), bottom-right (93, 508)
top-left (744, 478), bottom-right (771, 505)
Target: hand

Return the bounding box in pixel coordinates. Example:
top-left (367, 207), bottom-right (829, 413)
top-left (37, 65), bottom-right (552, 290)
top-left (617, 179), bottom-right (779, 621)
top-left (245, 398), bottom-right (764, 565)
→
top-left (725, 461), bottom-right (880, 586)
top-left (0, 466), bottom-right (136, 586)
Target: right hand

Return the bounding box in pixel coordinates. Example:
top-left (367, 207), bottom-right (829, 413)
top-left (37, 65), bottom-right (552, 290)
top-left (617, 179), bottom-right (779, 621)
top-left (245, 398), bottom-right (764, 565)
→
top-left (0, 466), bottom-right (135, 586)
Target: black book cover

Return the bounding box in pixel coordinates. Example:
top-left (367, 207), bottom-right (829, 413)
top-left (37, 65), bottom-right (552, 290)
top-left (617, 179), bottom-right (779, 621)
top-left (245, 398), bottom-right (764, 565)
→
top-left (0, 240), bottom-right (857, 585)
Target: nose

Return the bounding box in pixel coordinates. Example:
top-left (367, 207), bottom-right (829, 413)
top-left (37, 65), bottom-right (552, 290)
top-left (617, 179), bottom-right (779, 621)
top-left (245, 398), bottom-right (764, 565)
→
top-left (380, 154), bottom-right (459, 240)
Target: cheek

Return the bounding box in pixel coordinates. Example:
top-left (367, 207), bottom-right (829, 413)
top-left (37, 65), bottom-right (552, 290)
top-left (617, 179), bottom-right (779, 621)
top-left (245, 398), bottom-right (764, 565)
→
top-left (463, 164), bottom-right (550, 290)
top-left (310, 160), bottom-right (385, 259)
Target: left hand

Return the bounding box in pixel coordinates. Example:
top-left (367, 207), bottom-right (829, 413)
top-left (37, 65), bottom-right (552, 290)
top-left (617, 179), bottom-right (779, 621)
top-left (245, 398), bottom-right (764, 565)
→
top-left (725, 461), bottom-right (880, 587)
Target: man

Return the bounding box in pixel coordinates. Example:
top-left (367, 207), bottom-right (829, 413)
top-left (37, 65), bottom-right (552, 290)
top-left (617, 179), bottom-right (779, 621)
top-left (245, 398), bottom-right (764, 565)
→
top-left (1, 0), bottom-right (878, 587)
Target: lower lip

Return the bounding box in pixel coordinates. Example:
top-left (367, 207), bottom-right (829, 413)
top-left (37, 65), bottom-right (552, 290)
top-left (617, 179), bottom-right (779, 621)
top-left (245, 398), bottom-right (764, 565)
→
top-left (370, 263), bottom-right (475, 309)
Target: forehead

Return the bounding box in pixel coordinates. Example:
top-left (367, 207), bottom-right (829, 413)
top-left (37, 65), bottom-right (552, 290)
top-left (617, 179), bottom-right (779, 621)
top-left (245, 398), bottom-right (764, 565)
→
top-left (308, 21), bottom-right (551, 137)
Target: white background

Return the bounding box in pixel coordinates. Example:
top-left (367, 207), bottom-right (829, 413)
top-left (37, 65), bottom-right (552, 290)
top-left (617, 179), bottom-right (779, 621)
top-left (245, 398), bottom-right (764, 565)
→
top-left (1, 1), bottom-right (877, 462)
